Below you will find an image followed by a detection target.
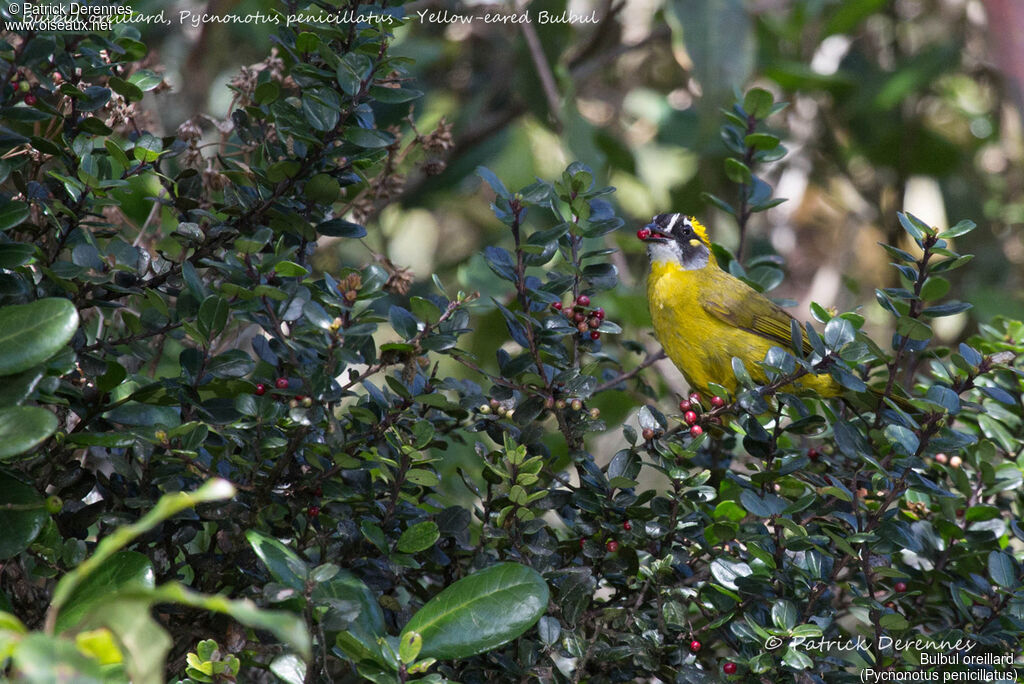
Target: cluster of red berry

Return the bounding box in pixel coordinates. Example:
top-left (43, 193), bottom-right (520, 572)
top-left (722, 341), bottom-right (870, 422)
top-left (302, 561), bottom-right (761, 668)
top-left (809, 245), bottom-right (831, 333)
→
top-left (638, 392), bottom-right (725, 442)
top-left (680, 392), bottom-right (725, 437)
top-left (254, 378), bottom-right (312, 408)
top-left (552, 294), bottom-right (604, 341)
top-left (10, 78), bottom-right (37, 106)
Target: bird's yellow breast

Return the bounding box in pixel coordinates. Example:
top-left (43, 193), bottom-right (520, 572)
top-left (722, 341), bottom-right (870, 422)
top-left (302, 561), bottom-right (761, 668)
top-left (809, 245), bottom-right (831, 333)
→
top-left (647, 260), bottom-right (743, 394)
top-left (646, 259), bottom-right (835, 396)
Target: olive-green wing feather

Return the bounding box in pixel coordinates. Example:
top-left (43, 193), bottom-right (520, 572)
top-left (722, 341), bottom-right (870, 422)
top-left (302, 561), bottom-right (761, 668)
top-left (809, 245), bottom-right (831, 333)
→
top-left (697, 268), bottom-right (813, 355)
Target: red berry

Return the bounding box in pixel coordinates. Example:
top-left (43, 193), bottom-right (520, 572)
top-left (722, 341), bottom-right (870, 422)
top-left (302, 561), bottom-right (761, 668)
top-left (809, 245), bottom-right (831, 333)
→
top-left (295, 395), bottom-right (306, 401)
top-left (552, 301), bottom-right (563, 310)
top-left (275, 377), bottom-right (289, 389)
top-left (308, 506), bottom-right (320, 518)
top-left (255, 383), bottom-right (267, 396)
top-left (605, 540), bottom-right (619, 552)
top-left (637, 228), bottom-right (651, 240)
top-left (577, 294), bottom-right (591, 307)
top-left (689, 392), bottom-right (702, 405)
top-left (723, 662), bottom-right (737, 675)
top-left (678, 399), bottom-right (691, 412)
top-left (595, 307), bottom-right (605, 319)
top-left (589, 317), bottom-right (601, 328)
top-left (574, 312), bottom-right (586, 323)
top-left (23, 93), bottom-right (37, 105)
top-left (623, 521), bottom-right (632, 531)
top-left (690, 425), bottom-right (704, 438)
top-left (684, 410), bottom-right (698, 425)
top-left (710, 395), bottom-right (725, 408)
top-left (894, 582), bottom-right (907, 593)
top-left (689, 640), bottom-right (701, 653)
top-left (590, 331), bottom-right (601, 340)
top-left (579, 538), bottom-right (586, 549)
top-left (808, 448), bottom-right (820, 461)
top-left (641, 428), bottom-right (655, 441)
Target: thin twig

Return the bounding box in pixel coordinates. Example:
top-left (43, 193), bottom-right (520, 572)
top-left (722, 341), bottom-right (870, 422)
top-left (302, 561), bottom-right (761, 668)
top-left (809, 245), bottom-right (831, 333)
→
top-left (593, 350), bottom-right (666, 393)
top-left (519, 20), bottom-right (562, 129)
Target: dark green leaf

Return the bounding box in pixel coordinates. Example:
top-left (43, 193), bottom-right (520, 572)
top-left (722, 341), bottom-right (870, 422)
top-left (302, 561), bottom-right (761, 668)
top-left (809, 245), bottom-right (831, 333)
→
top-left (302, 89), bottom-right (341, 131)
top-left (344, 127), bottom-right (394, 148)
top-left (0, 471), bottom-right (46, 559)
top-left (389, 306), bottom-right (420, 340)
top-left (401, 563), bottom-right (548, 659)
top-left (0, 406), bottom-right (58, 460)
top-left (317, 219), bottom-right (366, 238)
top-left (396, 521), bottom-right (439, 554)
top-left (245, 530), bottom-right (307, 591)
top-left (0, 201), bottom-right (30, 232)
top-left (987, 551), bottom-right (1016, 589)
top-left (0, 298), bottom-right (79, 375)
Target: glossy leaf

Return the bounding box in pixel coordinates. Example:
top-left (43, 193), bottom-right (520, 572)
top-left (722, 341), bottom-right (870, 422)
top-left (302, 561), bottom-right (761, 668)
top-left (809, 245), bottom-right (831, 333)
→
top-left (0, 471), bottom-right (46, 559)
top-left (400, 563), bottom-right (549, 660)
top-left (0, 298), bottom-right (79, 376)
top-left (246, 530), bottom-right (307, 591)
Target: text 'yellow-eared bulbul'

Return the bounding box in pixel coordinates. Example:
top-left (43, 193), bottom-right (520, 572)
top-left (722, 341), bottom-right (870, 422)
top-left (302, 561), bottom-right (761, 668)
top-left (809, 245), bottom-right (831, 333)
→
top-left (639, 213), bottom-right (840, 398)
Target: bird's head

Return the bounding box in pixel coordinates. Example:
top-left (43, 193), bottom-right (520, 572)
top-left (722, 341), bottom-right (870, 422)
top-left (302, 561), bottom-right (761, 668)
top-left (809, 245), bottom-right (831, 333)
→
top-left (637, 213), bottom-right (711, 270)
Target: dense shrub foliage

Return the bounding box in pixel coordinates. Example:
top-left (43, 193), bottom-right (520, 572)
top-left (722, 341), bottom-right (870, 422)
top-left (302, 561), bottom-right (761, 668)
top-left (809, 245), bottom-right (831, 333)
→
top-left (1, 6), bottom-right (1023, 684)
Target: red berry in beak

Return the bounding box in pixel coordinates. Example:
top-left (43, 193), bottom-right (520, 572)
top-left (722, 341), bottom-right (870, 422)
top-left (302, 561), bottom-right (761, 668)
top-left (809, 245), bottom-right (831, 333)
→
top-left (637, 228), bottom-right (651, 240)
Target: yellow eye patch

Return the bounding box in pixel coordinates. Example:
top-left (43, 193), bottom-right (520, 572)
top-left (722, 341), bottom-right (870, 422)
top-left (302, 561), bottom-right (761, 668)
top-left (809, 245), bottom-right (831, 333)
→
top-left (689, 239), bottom-right (702, 247)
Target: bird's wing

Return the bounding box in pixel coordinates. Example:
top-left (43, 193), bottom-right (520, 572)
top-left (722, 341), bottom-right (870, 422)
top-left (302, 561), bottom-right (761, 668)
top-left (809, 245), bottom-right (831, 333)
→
top-left (697, 269), bottom-right (813, 356)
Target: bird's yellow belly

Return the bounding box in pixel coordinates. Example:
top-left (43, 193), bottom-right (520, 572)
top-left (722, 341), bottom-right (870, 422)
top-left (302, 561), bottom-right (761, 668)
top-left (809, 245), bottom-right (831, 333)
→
top-left (647, 263), bottom-right (832, 396)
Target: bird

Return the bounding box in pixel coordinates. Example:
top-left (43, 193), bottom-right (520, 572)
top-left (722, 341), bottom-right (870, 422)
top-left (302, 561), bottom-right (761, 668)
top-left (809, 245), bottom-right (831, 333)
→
top-left (638, 212), bottom-right (841, 399)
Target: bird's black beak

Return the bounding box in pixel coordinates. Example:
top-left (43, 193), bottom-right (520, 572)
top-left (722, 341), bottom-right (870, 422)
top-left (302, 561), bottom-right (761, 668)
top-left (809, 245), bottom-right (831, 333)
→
top-left (639, 223), bottom-right (671, 242)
